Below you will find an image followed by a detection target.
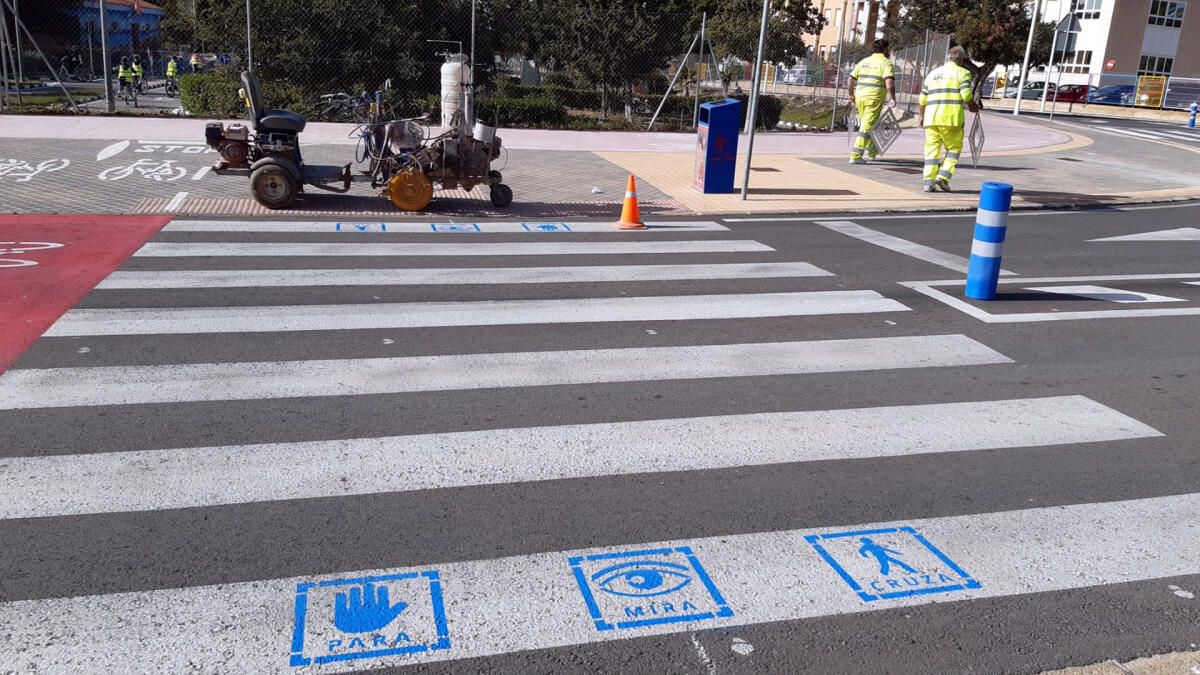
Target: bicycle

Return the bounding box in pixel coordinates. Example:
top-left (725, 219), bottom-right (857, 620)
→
top-left (118, 78), bottom-right (138, 107)
top-left (165, 76), bottom-right (179, 97)
top-left (58, 62), bottom-right (92, 82)
top-left (320, 91), bottom-right (373, 123)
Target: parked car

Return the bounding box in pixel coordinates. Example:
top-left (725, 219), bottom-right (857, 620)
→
top-left (1004, 81), bottom-right (1056, 99)
top-left (1053, 84), bottom-right (1097, 103)
top-left (1089, 84), bottom-right (1135, 105)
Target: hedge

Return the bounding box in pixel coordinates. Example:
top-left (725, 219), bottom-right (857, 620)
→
top-left (475, 96), bottom-right (568, 127)
top-left (180, 67), bottom-right (315, 119)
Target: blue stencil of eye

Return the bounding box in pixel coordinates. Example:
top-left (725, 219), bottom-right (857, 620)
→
top-left (592, 561), bottom-right (693, 598)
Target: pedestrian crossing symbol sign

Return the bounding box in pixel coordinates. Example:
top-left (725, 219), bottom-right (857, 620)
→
top-left (569, 546), bottom-right (734, 631)
top-left (806, 526), bottom-right (980, 602)
top-left (289, 570), bottom-right (450, 667)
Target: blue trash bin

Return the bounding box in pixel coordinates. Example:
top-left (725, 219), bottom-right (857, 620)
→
top-left (694, 99), bottom-right (741, 193)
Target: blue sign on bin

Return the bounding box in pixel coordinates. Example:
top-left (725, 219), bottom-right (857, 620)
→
top-left (694, 99), bottom-right (741, 194)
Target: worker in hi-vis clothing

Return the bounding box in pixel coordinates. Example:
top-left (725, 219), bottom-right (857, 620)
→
top-left (848, 39), bottom-right (897, 165)
top-left (919, 45), bottom-right (979, 192)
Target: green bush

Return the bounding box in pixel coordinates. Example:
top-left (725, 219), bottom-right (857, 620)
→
top-left (180, 66), bottom-right (317, 119)
top-left (726, 93), bottom-right (785, 129)
top-left (475, 96), bottom-right (567, 127)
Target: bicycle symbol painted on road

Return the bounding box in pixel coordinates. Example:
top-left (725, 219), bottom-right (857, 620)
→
top-left (0, 158), bottom-right (70, 182)
top-left (0, 241), bottom-right (66, 269)
top-left (98, 158), bottom-right (189, 182)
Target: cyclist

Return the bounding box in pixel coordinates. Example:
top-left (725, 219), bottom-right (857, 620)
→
top-left (131, 54), bottom-right (145, 93)
top-left (166, 56), bottom-right (179, 95)
top-left (190, 53), bottom-right (204, 74)
top-left (116, 56), bottom-right (135, 101)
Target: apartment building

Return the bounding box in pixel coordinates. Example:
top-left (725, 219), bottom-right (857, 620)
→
top-left (1031, 0), bottom-right (1197, 83)
top-left (808, 0), bottom-right (893, 63)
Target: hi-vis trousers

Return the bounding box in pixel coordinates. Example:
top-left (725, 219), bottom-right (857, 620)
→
top-left (851, 99), bottom-right (884, 159)
top-left (923, 125), bottom-right (964, 186)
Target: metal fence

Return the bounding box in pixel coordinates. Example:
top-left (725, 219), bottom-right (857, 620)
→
top-left (0, 0), bottom-right (836, 131)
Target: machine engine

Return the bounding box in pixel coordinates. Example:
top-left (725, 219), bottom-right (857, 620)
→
top-left (205, 122), bottom-right (251, 167)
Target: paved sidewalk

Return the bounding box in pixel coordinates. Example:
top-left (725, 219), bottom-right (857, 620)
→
top-left (1042, 650), bottom-right (1200, 674)
top-left (1, 110), bottom-right (1198, 216)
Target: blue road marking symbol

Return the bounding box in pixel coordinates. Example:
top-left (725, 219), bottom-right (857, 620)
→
top-left (335, 222), bottom-right (386, 232)
top-left (569, 546), bottom-right (733, 631)
top-left (806, 526), bottom-right (980, 602)
top-left (522, 222), bottom-right (572, 232)
top-left (430, 223), bottom-right (481, 232)
top-left (290, 571), bottom-right (450, 667)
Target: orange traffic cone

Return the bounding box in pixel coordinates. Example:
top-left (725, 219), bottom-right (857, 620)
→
top-left (614, 175), bottom-right (647, 230)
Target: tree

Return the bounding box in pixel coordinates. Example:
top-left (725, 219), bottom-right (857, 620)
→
top-left (884, 0), bottom-right (1056, 96)
top-left (706, 0), bottom-right (825, 66)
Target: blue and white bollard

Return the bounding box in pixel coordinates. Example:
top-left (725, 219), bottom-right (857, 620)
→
top-left (1190, 102), bottom-right (1197, 128)
top-left (965, 182), bottom-right (1013, 301)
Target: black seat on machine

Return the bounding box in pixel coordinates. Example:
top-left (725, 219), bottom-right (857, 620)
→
top-left (241, 70), bottom-right (306, 134)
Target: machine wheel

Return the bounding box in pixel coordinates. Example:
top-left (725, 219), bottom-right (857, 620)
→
top-left (250, 164), bottom-right (299, 209)
top-left (489, 183), bottom-right (513, 208)
top-left (488, 169), bottom-right (502, 183)
top-left (387, 168), bottom-right (433, 211)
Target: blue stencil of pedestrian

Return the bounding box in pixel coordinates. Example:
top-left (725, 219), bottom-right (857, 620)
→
top-left (858, 537), bottom-right (917, 575)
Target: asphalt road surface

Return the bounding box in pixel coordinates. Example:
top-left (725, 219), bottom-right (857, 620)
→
top-left (1042, 111), bottom-right (1200, 149)
top-left (2, 203), bottom-right (1200, 674)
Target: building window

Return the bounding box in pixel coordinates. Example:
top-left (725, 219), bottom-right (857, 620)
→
top-left (1056, 50), bottom-right (1093, 73)
top-left (820, 46), bottom-right (828, 60)
top-left (1148, 0), bottom-right (1186, 27)
top-left (1072, 0), bottom-right (1102, 20)
top-left (1138, 54), bottom-right (1174, 76)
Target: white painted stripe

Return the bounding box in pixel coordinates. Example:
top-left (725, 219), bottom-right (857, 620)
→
top-left (3, 493), bottom-right (1196, 673)
top-left (1105, 127), bottom-right (1166, 141)
top-left (162, 220), bottom-right (730, 233)
top-left (815, 220), bottom-right (1016, 276)
top-left (0, 335), bottom-right (1011, 410)
top-left (970, 240), bottom-right (1003, 258)
top-left (974, 208), bottom-right (1008, 229)
top-left (0, 396), bottom-right (1158, 519)
top-left (190, 165), bottom-right (211, 181)
top-left (1022, 285), bottom-right (1185, 303)
top-left (46, 291), bottom-right (909, 337)
top-left (95, 262), bottom-right (834, 290)
top-left (164, 191), bottom-right (188, 212)
top-left (722, 201), bottom-right (1200, 223)
top-left (1089, 227), bottom-right (1200, 242)
top-left (132, 240), bottom-right (775, 257)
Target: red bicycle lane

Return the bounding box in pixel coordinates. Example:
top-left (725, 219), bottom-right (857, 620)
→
top-left (0, 214), bottom-right (171, 374)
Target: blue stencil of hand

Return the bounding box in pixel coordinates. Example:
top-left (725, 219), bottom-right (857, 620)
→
top-left (334, 583), bottom-right (407, 634)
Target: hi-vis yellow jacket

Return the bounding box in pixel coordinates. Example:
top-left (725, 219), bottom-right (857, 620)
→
top-left (851, 53), bottom-right (895, 104)
top-left (919, 61), bottom-right (973, 127)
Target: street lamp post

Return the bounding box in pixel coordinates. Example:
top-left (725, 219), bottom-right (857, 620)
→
top-left (1013, 0), bottom-right (1041, 116)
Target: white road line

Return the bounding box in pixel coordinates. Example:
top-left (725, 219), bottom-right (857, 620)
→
top-left (46, 291), bottom-right (910, 337)
top-left (190, 165), bottom-right (211, 181)
top-left (163, 220), bottom-right (730, 233)
top-left (164, 191), bottom-right (188, 212)
top-left (0, 396), bottom-right (1158, 519)
top-left (814, 220), bottom-right (1016, 276)
top-left (132, 240), bottom-right (775, 257)
top-left (95, 262), bottom-right (833, 289)
top-left (3, 493), bottom-right (1195, 673)
top-left (1090, 227), bottom-right (1200, 242)
top-left (721, 201), bottom-right (1200, 223)
top-left (1102, 127), bottom-right (1168, 141)
top-left (1022, 285), bottom-right (1185, 303)
top-left (0, 334), bottom-right (1011, 410)
top-left (900, 275), bottom-right (1200, 323)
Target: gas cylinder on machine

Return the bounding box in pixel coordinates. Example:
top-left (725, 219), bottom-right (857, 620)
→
top-left (440, 54), bottom-right (471, 133)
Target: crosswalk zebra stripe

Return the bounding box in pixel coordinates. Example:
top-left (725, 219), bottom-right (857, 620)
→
top-left (95, 262), bottom-right (834, 289)
top-left (0, 334), bottom-right (1011, 410)
top-left (45, 291), bottom-right (910, 337)
top-left (162, 220), bottom-right (731, 233)
top-left (2, 493), bottom-right (1193, 673)
top-left (132, 240), bottom-right (775, 257)
top-left (0, 395), bottom-right (1157, 519)
top-left (1104, 127), bottom-right (1170, 141)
